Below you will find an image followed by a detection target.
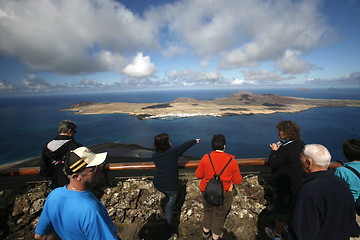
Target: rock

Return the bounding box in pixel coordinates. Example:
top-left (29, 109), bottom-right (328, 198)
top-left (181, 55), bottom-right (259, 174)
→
top-left (0, 176), bottom-right (274, 240)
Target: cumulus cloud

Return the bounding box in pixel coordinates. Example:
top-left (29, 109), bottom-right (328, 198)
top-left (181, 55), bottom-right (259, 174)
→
top-left (17, 74), bottom-right (76, 91)
top-left (149, 0), bottom-right (239, 57)
top-left (154, 0), bottom-right (333, 78)
top-left (0, 0), bottom-right (332, 73)
top-left (166, 70), bottom-right (226, 86)
top-left (94, 51), bottom-right (128, 73)
top-left (123, 52), bottom-right (156, 78)
top-left (231, 79), bottom-right (245, 85)
top-left (0, 0), bottom-right (337, 89)
top-left (162, 42), bottom-right (187, 58)
top-left (342, 71), bottom-right (360, 84)
top-left (80, 79), bottom-right (107, 88)
top-left (115, 77), bottom-right (157, 88)
top-left (215, 0), bottom-right (332, 70)
top-left (0, 0), bottom-right (157, 75)
top-left (21, 74), bottom-right (51, 90)
top-left (0, 80), bottom-right (18, 90)
top-left (277, 49), bottom-right (315, 74)
top-left (305, 71), bottom-right (360, 86)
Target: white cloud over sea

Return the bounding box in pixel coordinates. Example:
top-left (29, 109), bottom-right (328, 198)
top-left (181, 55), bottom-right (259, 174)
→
top-left (0, 0), bottom-right (358, 92)
top-left (1, 70), bottom-right (359, 92)
top-left (123, 53), bottom-right (156, 78)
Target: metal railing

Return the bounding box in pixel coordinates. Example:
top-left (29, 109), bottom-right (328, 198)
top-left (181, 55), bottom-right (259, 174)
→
top-left (0, 158), bottom-right (343, 176)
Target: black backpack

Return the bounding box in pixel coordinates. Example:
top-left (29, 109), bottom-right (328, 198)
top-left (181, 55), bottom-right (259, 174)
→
top-left (344, 165), bottom-right (360, 215)
top-left (204, 154), bottom-right (233, 206)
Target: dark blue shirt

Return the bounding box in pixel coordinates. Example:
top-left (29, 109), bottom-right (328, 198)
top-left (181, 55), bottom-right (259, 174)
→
top-left (289, 170), bottom-right (360, 240)
top-left (153, 140), bottom-right (197, 192)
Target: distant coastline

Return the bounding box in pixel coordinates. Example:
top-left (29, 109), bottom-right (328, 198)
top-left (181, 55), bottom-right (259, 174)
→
top-left (63, 91), bottom-right (360, 120)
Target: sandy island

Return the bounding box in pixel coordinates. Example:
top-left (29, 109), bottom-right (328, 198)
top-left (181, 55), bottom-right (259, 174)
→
top-left (62, 91), bottom-right (360, 120)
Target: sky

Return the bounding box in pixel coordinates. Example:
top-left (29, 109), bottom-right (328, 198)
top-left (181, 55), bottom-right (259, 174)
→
top-left (0, 0), bottom-right (359, 94)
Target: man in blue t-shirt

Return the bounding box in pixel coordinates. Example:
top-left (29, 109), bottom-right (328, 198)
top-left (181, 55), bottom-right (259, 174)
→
top-left (34, 147), bottom-right (120, 240)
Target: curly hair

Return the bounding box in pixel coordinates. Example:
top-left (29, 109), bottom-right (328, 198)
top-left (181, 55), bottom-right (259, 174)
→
top-left (276, 120), bottom-right (301, 141)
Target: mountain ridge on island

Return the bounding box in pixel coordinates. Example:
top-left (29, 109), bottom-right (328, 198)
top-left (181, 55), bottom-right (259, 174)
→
top-left (63, 91), bottom-right (360, 120)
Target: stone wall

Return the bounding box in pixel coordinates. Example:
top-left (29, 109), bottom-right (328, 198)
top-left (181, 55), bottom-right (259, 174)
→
top-left (0, 175), bottom-right (274, 240)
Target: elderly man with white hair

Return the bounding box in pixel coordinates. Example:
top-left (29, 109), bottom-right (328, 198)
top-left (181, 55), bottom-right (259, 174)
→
top-left (287, 144), bottom-right (360, 240)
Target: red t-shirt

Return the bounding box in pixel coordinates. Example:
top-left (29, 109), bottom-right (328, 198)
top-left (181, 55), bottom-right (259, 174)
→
top-left (195, 151), bottom-right (242, 192)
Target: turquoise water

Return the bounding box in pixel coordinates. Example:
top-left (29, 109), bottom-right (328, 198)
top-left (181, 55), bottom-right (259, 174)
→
top-left (0, 88), bottom-right (359, 165)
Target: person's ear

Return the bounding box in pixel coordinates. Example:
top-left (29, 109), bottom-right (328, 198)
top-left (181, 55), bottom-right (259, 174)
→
top-left (306, 158), bottom-right (313, 170)
top-left (71, 173), bottom-right (81, 180)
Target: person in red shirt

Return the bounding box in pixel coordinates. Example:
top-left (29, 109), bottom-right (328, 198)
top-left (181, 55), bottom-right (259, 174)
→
top-left (196, 134), bottom-right (242, 240)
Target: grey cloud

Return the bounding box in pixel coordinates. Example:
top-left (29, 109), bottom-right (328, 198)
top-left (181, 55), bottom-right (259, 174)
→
top-left (0, 0), bottom-right (157, 75)
top-left (150, 0), bottom-right (333, 72)
top-left (166, 70), bottom-right (226, 86)
top-left (0, 0), bottom-right (338, 87)
top-left (217, 1), bottom-right (332, 70)
top-left (80, 79), bottom-right (108, 88)
top-left (114, 77), bottom-right (157, 88)
top-left (342, 71), bottom-right (360, 83)
top-left (0, 80), bottom-right (18, 91)
top-left (22, 75), bottom-right (51, 90)
top-left (305, 71), bottom-right (360, 86)
top-left (277, 50), bottom-right (315, 74)
top-left (243, 70), bottom-right (293, 84)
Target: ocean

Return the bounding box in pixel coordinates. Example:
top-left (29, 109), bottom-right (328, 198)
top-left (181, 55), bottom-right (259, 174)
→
top-left (0, 88), bottom-right (359, 166)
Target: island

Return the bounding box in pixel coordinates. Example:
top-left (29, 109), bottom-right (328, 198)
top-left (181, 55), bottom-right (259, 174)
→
top-left (63, 91), bottom-right (360, 120)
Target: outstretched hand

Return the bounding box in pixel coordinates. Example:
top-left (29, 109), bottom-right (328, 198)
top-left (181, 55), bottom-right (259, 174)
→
top-left (196, 139), bottom-right (201, 144)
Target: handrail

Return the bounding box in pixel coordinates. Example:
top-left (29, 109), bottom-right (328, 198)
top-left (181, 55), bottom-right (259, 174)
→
top-left (0, 158), bottom-right (343, 176)
top-left (107, 158), bottom-right (270, 171)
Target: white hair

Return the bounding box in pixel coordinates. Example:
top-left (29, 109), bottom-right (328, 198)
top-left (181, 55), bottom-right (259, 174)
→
top-left (303, 144), bottom-right (331, 168)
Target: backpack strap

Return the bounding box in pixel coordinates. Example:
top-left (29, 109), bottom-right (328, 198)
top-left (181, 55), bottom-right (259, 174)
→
top-left (208, 154), bottom-right (233, 177)
top-left (344, 165), bottom-right (360, 179)
top-left (208, 154), bottom-right (217, 175)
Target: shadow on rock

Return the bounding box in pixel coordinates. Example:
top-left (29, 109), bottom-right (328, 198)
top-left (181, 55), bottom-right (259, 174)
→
top-left (138, 213), bottom-right (165, 240)
top-left (139, 180), bottom-right (187, 240)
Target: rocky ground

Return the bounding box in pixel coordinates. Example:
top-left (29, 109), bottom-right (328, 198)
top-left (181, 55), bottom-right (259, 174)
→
top-left (0, 174), bottom-right (276, 240)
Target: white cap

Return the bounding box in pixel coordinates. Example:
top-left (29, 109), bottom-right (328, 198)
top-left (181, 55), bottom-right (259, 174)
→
top-left (68, 147), bottom-right (107, 173)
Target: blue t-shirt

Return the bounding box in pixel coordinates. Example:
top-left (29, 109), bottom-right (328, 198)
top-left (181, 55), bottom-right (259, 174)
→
top-left (35, 186), bottom-right (118, 240)
top-left (334, 161), bottom-right (360, 201)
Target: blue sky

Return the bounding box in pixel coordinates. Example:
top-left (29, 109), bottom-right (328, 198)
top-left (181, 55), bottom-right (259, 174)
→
top-left (0, 0), bottom-right (359, 94)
